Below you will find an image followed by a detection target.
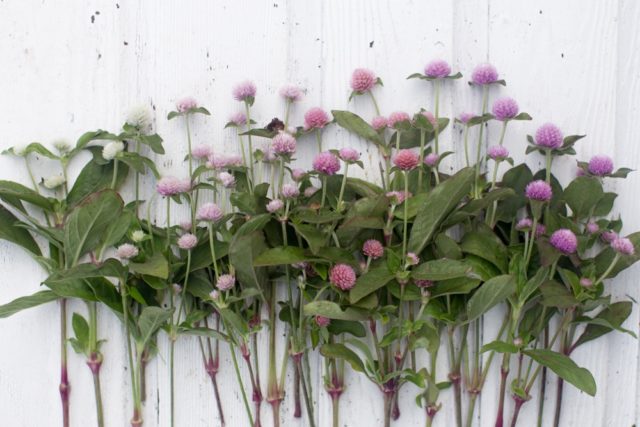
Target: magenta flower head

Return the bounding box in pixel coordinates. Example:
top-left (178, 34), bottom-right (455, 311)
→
top-left (535, 123), bottom-right (563, 149)
top-left (363, 239), bottom-right (384, 259)
top-left (192, 144), bottom-right (212, 160)
top-left (612, 237), bottom-right (635, 255)
top-left (291, 168), bottom-right (306, 182)
top-left (232, 80), bottom-right (257, 102)
top-left (393, 149), bottom-right (419, 171)
top-left (535, 224), bottom-right (546, 237)
top-left (176, 97), bottom-right (198, 113)
top-left (415, 279), bottom-right (434, 288)
top-left (601, 230), bottom-right (618, 243)
top-left (487, 145), bottom-right (509, 161)
top-left (216, 274), bottom-right (236, 291)
top-left (371, 116), bottom-right (388, 131)
top-left (549, 229), bottom-right (578, 255)
top-left (492, 97), bottom-right (519, 121)
top-left (350, 68), bottom-right (377, 92)
top-left (116, 243), bottom-right (139, 260)
top-left (424, 153), bottom-right (440, 167)
top-left (525, 180), bottom-right (552, 202)
top-left (157, 176), bottom-right (184, 197)
top-left (178, 233), bottom-right (198, 250)
top-left (388, 111), bottom-right (411, 128)
top-left (197, 202), bottom-right (223, 223)
top-left (424, 59), bottom-right (451, 78)
top-left (516, 218), bottom-right (533, 231)
top-left (329, 263), bottom-right (357, 291)
top-left (281, 183), bottom-right (300, 199)
top-left (279, 84), bottom-right (304, 102)
top-left (588, 155), bottom-right (614, 176)
top-left (271, 132), bottom-right (297, 156)
top-left (471, 63), bottom-right (498, 85)
top-left (586, 222), bottom-right (600, 234)
top-left (304, 107), bottom-right (330, 130)
top-left (229, 111), bottom-right (247, 126)
top-left (339, 147), bottom-right (360, 163)
top-left (313, 151), bottom-right (341, 175)
top-left (458, 112), bottom-right (475, 124)
top-left (315, 316), bottom-right (331, 328)
top-left (266, 199), bottom-right (284, 213)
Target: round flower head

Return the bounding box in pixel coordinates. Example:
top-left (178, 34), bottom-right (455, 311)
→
top-left (350, 68), bottom-right (377, 92)
top-left (549, 229), bottom-right (578, 254)
top-left (458, 112), bottom-right (475, 124)
top-left (535, 224), bottom-right (546, 237)
top-left (612, 237), bottom-right (635, 255)
top-left (516, 218), bottom-right (533, 230)
top-left (386, 190), bottom-right (411, 205)
top-left (271, 132), bottom-right (297, 156)
top-left (179, 220), bottom-right (192, 232)
top-left (363, 239), bottom-right (384, 259)
top-left (393, 149), bottom-right (420, 171)
top-left (216, 274), bottom-right (236, 291)
top-left (197, 202), bottom-right (223, 222)
top-left (192, 144), bottom-right (212, 160)
top-left (315, 316), bottom-right (330, 328)
top-left (177, 178), bottom-right (192, 193)
top-left (226, 154), bottom-right (243, 167)
top-left (102, 141), bottom-right (124, 161)
top-left (525, 180), bottom-right (552, 202)
top-left (282, 183), bottom-right (300, 199)
top-left (492, 97), bottom-right (519, 121)
top-left (579, 278), bottom-right (593, 288)
top-left (156, 176), bottom-right (183, 197)
top-left (406, 252), bottom-right (420, 266)
top-left (339, 147), bottom-right (360, 163)
top-left (329, 263), bottom-right (357, 290)
top-left (421, 111), bottom-right (438, 128)
top-left (586, 222), bottom-right (600, 234)
top-left (304, 107), bottom-right (330, 130)
top-left (304, 186), bottom-right (319, 198)
top-left (209, 290), bottom-right (220, 300)
top-left (266, 199), bottom-right (284, 213)
top-left (219, 172), bottom-right (236, 188)
top-left (279, 84), bottom-right (304, 102)
top-left (588, 155), bottom-right (614, 176)
top-left (291, 168), bottom-right (306, 182)
top-left (43, 175), bottom-right (66, 190)
top-left (601, 230), bottom-right (618, 243)
top-left (371, 116), bottom-right (388, 131)
top-left (313, 151), bottom-right (341, 175)
top-left (53, 139), bottom-right (71, 154)
top-left (471, 63), bottom-right (499, 85)
top-left (131, 230), bottom-right (146, 243)
top-left (229, 111), bottom-right (247, 126)
top-left (415, 279), bottom-right (434, 288)
top-left (388, 111), bottom-right (411, 128)
top-left (424, 59), bottom-right (451, 78)
top-left (535, 123), bottom-right (563, 149)
top-left (424, 153), bottom-right (440, 167)
top-left (487, 145), bottom-right (509, 161)
top-left (116, 243), bottom-right (139, 260)
top-left (126, 105), bottom-right (152, 132)
top-left (177, 233), bottom-right (198, 250)
top-left (206, 153), bottom-right (228, 170)
top-left (232, 80), bottom-right (257, 102)
top-left (176, 97), bottom-right (198, 113)
top-left (11, 145), bottom-right (27, 157)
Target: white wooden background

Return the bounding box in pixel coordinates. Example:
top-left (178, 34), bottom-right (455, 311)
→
top-left (1, 1), bottom-right (639, 426)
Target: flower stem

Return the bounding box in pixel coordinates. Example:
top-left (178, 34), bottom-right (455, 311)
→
top-left (474, 86), bottom-right (489, 198)
top-left (230, 340), bottom-right (255, 425)
top-left (316, 129), bottom-right (323, 153)
top-left (418, 130), bottom-right (426, 192)
top-left (245, 102), bottom-right (255, 188)
top-left (331, 395), bottom-right (340, 427)
top-left (402, 172), bottom-right (409, 262)
top-left (433, 79), bottom-right (441, 155)
top-left (463, 126), bottom-right (470, 167)
top-left (337, 164), bottom-right (349, 212)
top-left (185, 115), bottom-right (193, 178)
top-left (59, 298), bottom-right (70, 427)
top-left (92, 369), bottom-right (104, 427)
top-left (208, 225), bottom-right (220, 280)
top-left (545, 149), bottom-right (552, 184)
top-left (369, 91), bottom-right (381, 116)
top-left (321, 176), bottom-right (327, 208)
top-left (111, 159), bottom-right (119, 189)
top-left (166, 197), bottom-right (171, 248)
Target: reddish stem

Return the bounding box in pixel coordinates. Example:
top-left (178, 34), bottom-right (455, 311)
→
top-left (206, 355), bottom-right (225, 426)
top-left (131, 408), bottom-right (143, 427)
top-left (509, 397), bottom-right (526, 427)
top-left (495, 367), bottom-right (509, 427)
top-left (59, 364), bottom-right (70, 427)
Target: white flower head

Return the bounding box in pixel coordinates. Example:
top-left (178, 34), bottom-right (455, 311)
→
top-left (43, 175), bottom-right (66, 190)
top-left (12, 145), bottom-right (27, 157)
top-left (102, 141), bottom-right (125, 161)
top-left (131, 230), bottom-right (146, 243)
top-left (126, 104), bottom-right (152, 133)
top-left (52, 139), bottom-right (72, 154)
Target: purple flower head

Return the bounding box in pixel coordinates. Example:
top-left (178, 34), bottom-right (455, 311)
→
top-left (271, 132), bottom-right (297, 156)
top-left (492, 97), bottom-right (519, 121)
top-left (458, 112), bottom-right (475, 124)
top-left (588, 155), bottom-right (614, 176)
top-left (313, 151), bottom-right (341, 175)
top-left (157, 176), bottom-right (184, 197)
top-left (516, 218), bottom-right (533, 230)
top-left (232, 80), bottom-right (257, 102)
top-left (471, 63), bottom-right (499, 85)
top-left (339, 147), bottom-right (360, 163)
top-left (281, 183), bottom-right (300, 199)
top-left (586, 222), bottom-right (600, 234)
top-left (363, 239), bottom-right (384, 259)
top-left (579, 278), bottom-right (593, 288)
top-left (549, 229), bottom-right (578, 254)
top-left (601, 230), bottom-right (618, 243)
top-left (612, 237), bottom-right (635, 255)
top-left (197, 203), bottom-right (223, 223)
top-left (487, 145), bottom-right (509, 161)
top-left (415, 279), bottom-right (434, 288)
top-left (176, 97), bottom-right (198, 113)
top-left (406, 252), bottom-right (420, 266)
top-left (279, 84), bottom-right (304, 102)
top-left (393, 149), bottom-right (420, 171)
top-left (525, 180), bottom-right (552, 202)
top-left (219, 172), bottom-right (236, 188)
top-left (330, 263), bottom-right (357, 290)
top-left (350, 68), bottom-right (377, 92)
top-left (266, 199), bottom-right (284, 213)
top-left (304, 186), bottom-right (319, 198)
top-left (386, 191), bottom-right (411, 205)
top-left (371, 116), bottom-right (388, 131)
top-left (315, 315), bottom-right (331, 328)
top-left (216, 274), bottom-right (236, 291)
top-left (229, 111), bottom-right (247, 126)
top-left (424, 59), bottom-right (451, 78)
top-left (388, 111), bottom-right (411, 128)
top-left (535, 224), bottom-right (546, 237)
top-left (192, 144), bottom-right (212, 160)
top-left (424, 153), bottom-right (440, 167)
top-left (535, 123), bottom-right (563, 149)
top-left (116, 243), bottom-right (139, 260)
top-left (291, 168), bottom-right (306, 182)
top-left (178, 233), bottom-right (198, 250)
top-left (304, 107), bottom-right (330, 130)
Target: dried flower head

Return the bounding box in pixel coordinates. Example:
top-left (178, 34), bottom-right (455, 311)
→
top-left (219, 171), bottom-right (236, 188)
top-left (126, 104), bottom-right (153, 132)
top-left (516, 218), bottom-right (533, 230)
top-left (339, 147), bottom-right (360, 163)
top-left (612, 237), bottom-right (635, 255)
top-left (279, 84), bottom-right (304, 102)
top-left (43, 175), bottom-right (66, 190)
top-left (315, 316), bottom-right (331, 328)
top-left (601, 230), bottom-right (618, 243)
top-left (216, 274), bottom-right (236, 291)
top-left (229, 111), bottom-right (247, 127)
top-left (588, 155), bottom-right (614, 176)
top-left (131, 230), bottom-right (146, 243)
top-left (424, 153), bottom-right (440, 167)
top-left (586, 222), bottom-right (600, 234)
top-left (386, 190), bottom-right (411, 205)
top-left (291, 168), bottom-right (306, 182)
top-left (197, 203), bottom-right (223, 223)
top-left (525, 180), bottom-right (552, 202)
top-left (116, 243), bottom-right (139, 260)
top-left (406, 252), bottom-right (420, 266)
top-left (487, 145), bottom-right (509, 161)
top-left (102, 141), bottom-right (124, 161)
top-left (388, 111), bottom-right (411, 128)
top-left (282, 183), bottom-right (300, 199)
top-left (176, 97), bottom-right (198, 113)
top-left (232, 80), bottom-right (257, 102)
top-left (371, 116), bottom-right (388, 131)
top-left (192, 144), bottom-right (212, 160)
top-left (471, 63), bottom-right (499, 85)
top-left (458, 112), bottom-right (475, 124)
top-left (267, 199), bottom-right (284, 213)
top-left (271, 132), bottom-right (297, 156)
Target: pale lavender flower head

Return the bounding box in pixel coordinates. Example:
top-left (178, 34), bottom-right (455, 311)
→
top-left (279, 84), bottom-right (304, 102)
top-left (291, 168), bottom-right (306, 182)
top-left (315, 316), bottom-right (331, 327)
top-left (282, 183), bottom-right (300, 199)
top-left (219, 172), bottom-right (236, 188)
top-left (588, 155), bottom-right (614, 176)
top-left (339, 147), bottom-right (360, 163)
top-left (424, 153), bottom-right (440, 167)
top-left (116, 243), bottom-right (139, 260)
top-left (388, 111), bottom-right (411, 128)
top-left (612, 237), bottom-right (635, 255)
top-left (458, 112), bottom-right (475, 124)
top-left (226, 154), bottom-right (243, 167)
top-left (216, 274), bottom-right (236, 291)
top-left (586, 222), bottom-right (600, 234)
top-left (386, 191), bottom-right (411, 205)
top-left (406, 252), bottom-right (420, 266)
top-left (157, 176), bottom-right (183, 197)
top-left (350, 68), bottom-right (377, 92)
top-left (232, 80), bottom-right (257, 102)
top-left (471, 63), bottom-right (499, 85)
top-left (266, 199), bottom-right (284, 213)
top-left (178, 233), bottom-right (198, 250)
top-left (197, 202), bottom-right (223, 222)
top-left (424, 59), bottom-right (451, 78)
top-left (576, 168), bottom-right (586, 177)
top-left (304, 107), bottom-right (330, 130)
top-left (516, 218), bottom-right (533, 230)
top-left (535, 123), bottom-right (563, 149)
top-left (206, 153), bottom-right (228, 170)
top-left (487, 145), bottom-right (509, 161)
top-left (179, 220), bottom-right (192, 232)
top-left (579, 278), bottom-right (593, 288)
top-left (304, 186), bottom-right (319, 198)
top-left (371, 116), bottom-right (388, 131)
top-left (176, 97), bottom-right (198, 113)
top-left (229, 111), bottom-right (247, 126)
top-left (363, 239), bottom-right (384, 259)
top-left (549, 229), bottom-right (578, 254)
top-left (271, 132), bottom-right (297, 156)
top-left (192, 144), bottom-right (212, 160)
top-left (601, 230), bottom-right (618, 243)
top-left (525, 180), bottom-right (552, 202)
top-left (313, 151), bottom-right (341, 175)
top-left (177, 178), bottom-right (192, 193)
top-left (209, 290), bottom-right (220, 300)
top-left (394, 149), bottom-right (420, 171)
top-left (329, 263), bottom-right (357, 290)
top-left (492, 97), bottom-right (519, 121)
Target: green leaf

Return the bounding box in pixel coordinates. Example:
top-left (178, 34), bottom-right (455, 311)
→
top-left (460, 228), bottom-right (509, 273)
top-left (331, 110), bottom-right (384, 146)
top-left (573, 301), bottom-right (634, 348)
top-left (540, 280), bottom-right (578, 308)
top-left (563, 177), bottom-right (603, 219)
top-left (304, 301), bottom-right (368, 321)
top-left (481, 340), bottom-right (519, 354)
top-left (327, 320), bottom-right (366, 337)
top-left (412, 259), bottom-right (478, 281)
top-left (129, 252), bottom-right (169, 279)
top-left (253, 246), bottom-right (310, 267)
top-left (349, 265), bottom-right (395, 303)
top-left (429, 277), bottom-right (481, 297)
top-left (100, 210), bottom-right (134, 251)
top-left (178, 326), bottom-right (228, 342)
top-left (137, 306), bottom-right (173, 349)
top-left (320, 343), bottom-right (365, 373)
top-left (0, 180), bottom-right (53, 212)
top-left (0, 205), bottom-right (41, 255)
top-left (0, 290), bottom-right (58, 318)
top-left (229, 231), bottom-right (268, 289)
top-left (67, 159), bottom-right (128, 207)
top-left (71, 313), bottom-right (90, 354)
top-left (523, 349), bottom-right (596, 396)
top-left (291, 223), bottom-right (327, 255)
top-left (467, 275), bottom-right (515, 322)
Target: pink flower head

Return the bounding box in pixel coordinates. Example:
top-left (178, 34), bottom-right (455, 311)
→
top-left (388, 111), bottom-right (411, 128)
top-left (304, 186), bottom-right (319, 198)
top-left (549, 229), bottom-right (578, 254)
top-left (279, 84), bottom-right (304, 102)
top-left (586, 222), bottom-right (600, 234)
top-left (232, 80), bottom-right (257, 102)
top-left (471, 63), bottom-right (499, 85)
top-left (178, 233), bottom-right (198, 250)
top-left (219, 172), bottom-right (236, 188)
top-left (304, 107), bottom-right (330, 130)
top-left (271, 132), bottom-right (297, 156)
top-left (492, 97), bottom-right (519, 121)
top-left (329, 263), bottom-right (357, 290)
top-left (487, 145), bottom-right (509, 161)
top-left (458, 112), bottom-right (475, 124)
top-left (406, 252), bottom-right (420, 266)
top-left (350, 68), bottom-right (377, 92)
top-left (116, 243), bottom-right (139, 260)
top-left (176, 97), bottom-right (198, 113)
top-left (315, 315), bottom-right (331, 328)
top-left (339, 147), bottom-right (360, 163)
top-left (516, 218), bottom-right (533, 230)
top-left (424, 59), bottom-right (451, 78)
top-left (266, 199), bottom-right (284, 213)
top-left (535, 123), bottom-right (563, 149)
top-left (612, 237), bottom-right (635, 255)
top-left (282, 183), bottom-right (300, 199)
top-left (229, 111), bottom-right (247, 126)
top-left (226, 154), bottom-right (243, 167)
top-left (393, 149), bottom-right (419, 171)
top-left (206, 153), bottom-right (228, 170)
top-left (177, 178), bottom-right (192, 193)
top-left (291, 168), bottom-right (306, 182)
top-left (579, 278), bottom-right (593, 288)
top-left (421, 111), bottom-right (438, 128)
top-left (601, 230), bottom-right (618, 243)
top-left (157, 176), bottom-right (184, 197)
top-left (209, 290), bottom-right (220, 300)
top-left (424, 153), bottom-right (440, 167)
top-left (192, 144), bottom-right (212, 160)
top-left (179, 220), bottom-right (192, 232)
top-left (313, 151), bottom-right (341, 175)
top-left (216, 274), bottom-right (236, 291)
top-left (197, 203), bottom-right (223, 222)
top-left (525, 180), bottom-right (552, 202)
top-left (415, 279), bottom-right (433, 288)
top-left (371, 116), bottom-right (388, 131)
top-left (386, 190), bottom-right (411, 205)
top-left (363, 239), bottom-right (384, 259)
top-left (588, 155), bottom-right (614, 176)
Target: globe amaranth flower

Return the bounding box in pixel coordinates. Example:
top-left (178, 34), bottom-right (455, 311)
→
top-left (535, 123), bottom-right (563, 149)
top-left (612, 237), bottom-right (635, 255)
top-left (216, 274), bottom-right (236, 291)
top-left (414, 279), bottom-right (434, 288)
top-left (304, 186), bottom-right (319, 198)
top-left (131, 230), bottom-right (146, 243)
top-left (197, 202), bottom-right (223, 222)
top-left (471, 63), bottom-right (499, 85)
top-left (549, 229), bottom-right (578, 254)
top-left (271, 132), bottom-right (297, 156)
top-left (329, 263), bottom-right (357, 290)
top-left (492, 97), bottom-right (519, 121)
top-left (209, 290), bottom-right (220, 300)
top-left (424, 153), bottom-right (440, 167)
top-left (406, 252), bottom-right (420, 266)
top-left (291, 168), bottom-right (306, 182)
top-left (266, 199), bottom-right (284, 213)
top-left (339, 147), bottom-right (360, 163)
top-left (388, 111), bottom-right (411, 128)
top-left (116, 243), bottom-right (139, 260)
top-left (386, 190), bottom-right (411, 205)
top-left (525, 180), bottom-right (552, 202)
top-left (157, 176), bottom-right (186, 197)
top-left (206, 153), bottom-right (228, 170)
top-left (179, 220), bottom-right (192, 231)
top-left (601, 230), bottom-right (618, 243)
top-left (588, 155), bottom-right (614, 176)
top-left (219, 172), bottom-right (236, 188)
top-left (424, 59), bottom-right (451, 78)
top-left (279, 84), bottom-right (304, 102)
top-left (458, 112), bottom-right (475, 124)
top-left (313, 151), bottom-right (341, 175)
top-left (534, 224), bottom-right (546, 237)
top-left (315, 316), bottom-right (331, 327)
top-left (393, 149), bottom-right (419, 171)
top-left (487, 145), bottom-right (509, 161)
top-left (350, 68), bottom-right (377, 92)
top-left (172, 283), bottom-right (182, 294)
top-left (304, 107), bottom-right (330, 130)
top-left (52, 139), bottom-right (71, 155)
top-left (176, 97), bottom-right (198, 113)
top-left (371, 116), bottom-right (388, 131)
top-left (192, 144), bottom-right (212, 160)
top-left (43, 175), bottom-right (66, 190)
top-left (579, 278), bottom-right (593, 287)
top-left (362, 239), bottom-right (384, 259)
top-left (177, 233), bottom-right (198, 250)
top-left (516, 218), bottom-right (533, 231)
top-left (228, 111), bottom-right (247, 127)
top-left (421, 111), bottom-right (438, 128)
top-left (126, 105), bottom-right (152, 132)
top-left (282, 183), bottom-right (300, 199)
top-left (232, 80), bottom-right (257, 102)
top-left (102, 141), bottom-right (124, 161)
top-left (586, 222), bottom-right (600, 234)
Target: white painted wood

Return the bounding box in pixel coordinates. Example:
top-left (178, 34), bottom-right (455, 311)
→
top-left (0, 1), bottom-right (639, 426)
